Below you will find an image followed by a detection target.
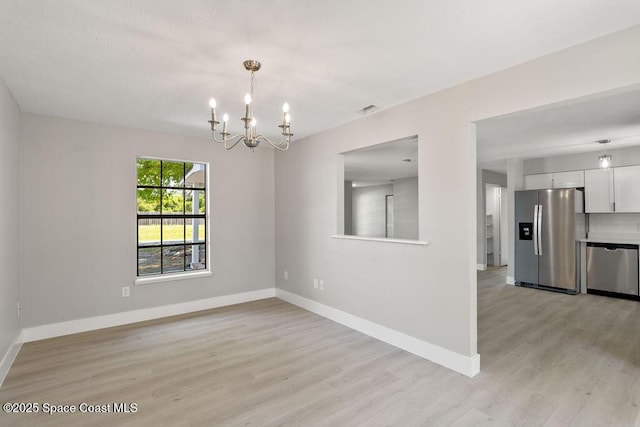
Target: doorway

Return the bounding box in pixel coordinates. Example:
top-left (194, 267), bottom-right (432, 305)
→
top-left (485, 184), bottom-right (508, 267)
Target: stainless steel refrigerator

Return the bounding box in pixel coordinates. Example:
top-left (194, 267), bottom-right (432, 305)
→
top-left (514, 188), bottom-right (586, 293)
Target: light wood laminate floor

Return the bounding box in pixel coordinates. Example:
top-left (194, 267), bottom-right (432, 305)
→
top-left (2, 267), bottom-right (640, 426)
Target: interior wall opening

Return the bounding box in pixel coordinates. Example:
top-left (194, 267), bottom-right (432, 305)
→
top-left (341, 135), bottom-right (419, 241)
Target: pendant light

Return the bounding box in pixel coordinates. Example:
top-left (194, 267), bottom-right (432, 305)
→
top-left (597, 139), bottom-right (612, 168)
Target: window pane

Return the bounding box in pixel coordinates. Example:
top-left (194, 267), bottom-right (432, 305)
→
top-left (137, 188), bottom-right (160, 214)
top-left (162, 245), bottom-right (185, 273)
top-left (138, 247), bottom-right (161, 275)
top-left (199, 192), bottom-right (206, 214)
top-left (185, 163), bottom-right (206, 189)
top-left (186, 190), bottom-right (206, 214)
top-left (162, 218), bottom-right (184, 244)
top-left (138, 219), bottom-right (161, 246)
top-left (137, 158), bottom-right (161, 187)
top-left (162, 161), bottom-right (185, 187)
top-left (162, 189), bottom-right (184, 215)
top-left (185, 244), bottom-right (206, 271)
top-left (185, 246), bottom-right (192, 271)
top-left (186, 218), bottom-right (205, 243)
top-left (198, 243), bottom-right (206, 265)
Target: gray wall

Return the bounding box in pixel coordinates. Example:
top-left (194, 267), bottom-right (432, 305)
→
top-left (0, 77), bottom-right (21, 360)
top-left (476, 170), bottom-right (507, 267)
top-left (352, 184), bottom-right (393, 237)
top-left (392, 177), bottom-right (419, 240)
top-left (19, 113), bottom-right (276, 327)
top-left (275, 26), bottom-right (640, 359)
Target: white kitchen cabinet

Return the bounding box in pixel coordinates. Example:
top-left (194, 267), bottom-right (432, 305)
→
top-left (553, 170), bottom-right (584, 188)
top-left (524, 173), bottom-right (553, 190)
top-left (524, 171), bottom-right (583, 190)
top-left (585, 168), bottom-right (614, 213)
top-left (614, 165), bottom-right (640, 212)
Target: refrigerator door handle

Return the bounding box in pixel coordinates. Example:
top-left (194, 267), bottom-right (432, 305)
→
top-left (533, 204), bottom-right (539, 256)
top-left (537, 204), bottom-right (543, 256)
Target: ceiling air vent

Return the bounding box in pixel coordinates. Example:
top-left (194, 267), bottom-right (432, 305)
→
top-left (357, 104), bottom-right (379, 115)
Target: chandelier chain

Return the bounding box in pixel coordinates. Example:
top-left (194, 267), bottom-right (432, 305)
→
top-left (251, 71), bottom-right (255, 103)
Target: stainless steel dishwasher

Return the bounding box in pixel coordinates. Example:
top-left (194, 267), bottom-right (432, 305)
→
top-left (586, 243), bottom-right (639, 296)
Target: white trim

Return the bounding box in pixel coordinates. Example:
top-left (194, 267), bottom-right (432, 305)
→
top-left (0, 331), bottom-right (23, 388)
top-left (331, 235), bottom-right (429, 246)
top-left (21, 288), bottom-right (275, 343)
top-left (477, 263), bottom-right (487, 270)
top-left (135, 270), bottom-right (212, 286)
top-left (506, 276), bottom-right (515, 285)
top-left (276, 289), bottom-right (480, 377)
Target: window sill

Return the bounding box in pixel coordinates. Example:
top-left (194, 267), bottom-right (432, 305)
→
top-left (135, 270), bottom-right (212, 286)
top-left (331, 235), bottom-right (429, 246)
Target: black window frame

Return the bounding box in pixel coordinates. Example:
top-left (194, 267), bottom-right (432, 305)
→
top-left (136, 158), bottom-right (208, 277)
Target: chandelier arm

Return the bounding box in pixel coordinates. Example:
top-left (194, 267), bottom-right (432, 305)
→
top-left (255, 134), bottom-right (291, 151)
top-left (211, 131), bottom-right (245, 149)
top-left (210, 132), bottom-right (226, 144)
top-left (222, 134), bottom-right (246, 150)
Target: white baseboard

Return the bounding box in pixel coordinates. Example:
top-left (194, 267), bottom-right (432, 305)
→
top-left (22, 288), bottom-right (275, 343)
top-left (506, 276), bottom-right (515, 285)
top-left (477, 263), bottom-right (487, 271)
top-left (276, 289), bottom-right (480, 377)
top-left (0, 331), bottom-right (23, 388)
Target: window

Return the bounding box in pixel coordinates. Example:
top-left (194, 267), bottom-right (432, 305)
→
top-left (136, 158), bottom-right (208, 277)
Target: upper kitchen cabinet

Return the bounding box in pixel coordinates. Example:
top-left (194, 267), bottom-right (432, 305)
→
top-left (585, 168), bottom-right (614, 212)
top-left (553, 170), bottom-right (585, 188)
top-left (585, 166), bottom-right (640, 213)
top-left (524, 171), bottom-right (584, 190)
top-left (524, 173), bottom-right (553, 190)
top-left (613, 165), bottom-right (640, 212)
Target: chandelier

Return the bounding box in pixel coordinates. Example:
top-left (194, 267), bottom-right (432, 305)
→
top-left (208, 60), bottom-right (293, 151)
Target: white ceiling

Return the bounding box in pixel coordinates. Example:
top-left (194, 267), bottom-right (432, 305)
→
top-left (344, 136), bottom-right (418, 186)
top-left (1, 1), bottom-right (640, 142)
top-left (477, 85), bottom-right (640, 171)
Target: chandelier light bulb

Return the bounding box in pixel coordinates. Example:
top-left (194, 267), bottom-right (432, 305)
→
top-left (209, 98), bottom-right (216, 109)
top-left (282, 102), bottom-right (290, 113)
top-left (244, 93), bottom-right (252, 104)
top-left (250, 118), bottom-right (257, 127)
top-left (222, 113), bottom-right (229, 122)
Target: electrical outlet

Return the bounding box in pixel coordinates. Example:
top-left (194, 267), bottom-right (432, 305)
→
top-left (313, 278), bottom-right (318, 289)
top-left (319, 280), bottom-right (325, 290)
top-left (122, 286), bottom-right (130, 297)
top-left (284, 270), bottom-right (288, 280)
top-left (17, 302), bottom-right (21, 319)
